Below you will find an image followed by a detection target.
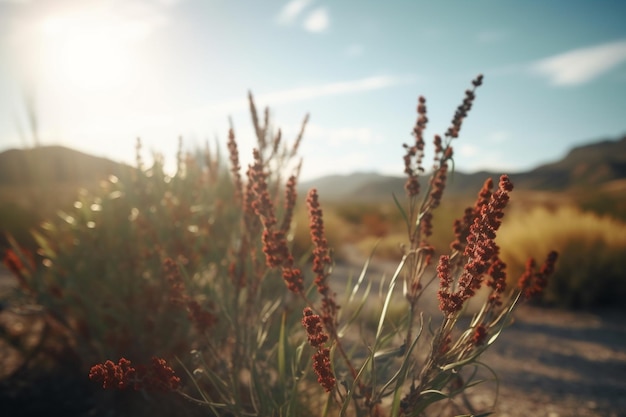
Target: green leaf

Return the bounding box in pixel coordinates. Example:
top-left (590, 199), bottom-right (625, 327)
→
top-left (392, 192), bottom-right (410, 228)
top-left (278, 311), bottom-right (287, 388)
top-left (376, 254), bottom-right (407, 339)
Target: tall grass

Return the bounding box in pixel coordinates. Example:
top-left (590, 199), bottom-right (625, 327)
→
top-left (498, 205), bottom-right (626, 309)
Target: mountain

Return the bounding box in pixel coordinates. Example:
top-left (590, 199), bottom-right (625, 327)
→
top-left (0, 145), bottom-right (132, 186)
top-left (1, 135), bottom-right (625, 202)
top-left (300, 135), bottom-right (626, 201)
top-left (509, 136), bottom-right (626, 190)
top-left (0, 146), bottom-right (136, 251)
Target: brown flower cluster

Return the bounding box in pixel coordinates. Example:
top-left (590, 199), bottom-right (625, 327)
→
top-left (451, 178), bottom-right (493, 253)
top-left (307, 189), bottom-right (339, 326)
top-left (472, 324), bottom-right (488, 346)
top-left (280, 174), bottom-right (299, 233)
top-left (445, 74), bottom-right (483, 139)
top-left (164, 257), bottom-right (217, 332)
top-left (403, 96), bottom-right (428, 197)
top-left (518, 251), bottom-right (559, 299)
top-left (302, 307), bottom-right (335, 392)
top-left (227, 127), bottom-right (243, 204)
top-left (302, 307), bottom-right (329, 347)
top-left (89, 357), bottom-right (180, 392)
top-left (247, 149), bottom-right (303, 293)
top-left (438, 175), bottom-right (513, 315)
top-left (485, 258), bottom-right (507, 307)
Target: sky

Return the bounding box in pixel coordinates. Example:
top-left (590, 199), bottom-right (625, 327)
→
top-left (0, 0), bottom-right (625, 181)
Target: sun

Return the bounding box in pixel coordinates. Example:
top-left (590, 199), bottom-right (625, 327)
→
top-left (38, 9), bottom-right (138, 93)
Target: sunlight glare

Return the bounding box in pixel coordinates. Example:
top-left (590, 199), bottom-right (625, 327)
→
top-left (39, 9), bottom-right (139, 92)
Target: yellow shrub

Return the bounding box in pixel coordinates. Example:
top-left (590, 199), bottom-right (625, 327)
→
top-left (497, 205), bottom-right (626, 308)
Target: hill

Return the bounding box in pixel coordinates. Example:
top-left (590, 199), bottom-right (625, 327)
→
top-left (300, 135), bottom-right (626, 201)
top-left (0, 146), bottom-right (135, 251)
top-left (0, 145), bottom-right (132, 186)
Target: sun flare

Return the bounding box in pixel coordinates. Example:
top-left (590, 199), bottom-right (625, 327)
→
top-left (37, 9), bottom-right (141, 93)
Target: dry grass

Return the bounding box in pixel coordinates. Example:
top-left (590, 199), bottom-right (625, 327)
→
top-left (498, 204), bottom-right (626, 308)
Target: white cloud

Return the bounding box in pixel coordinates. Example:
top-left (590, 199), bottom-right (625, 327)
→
top-left (303, 7), bottom-right (329, 33)
top-left (261, 75), bottom-right (405, 104)
top-left (132, 75), bottom-right (409, 136)
top-left (531, 39), bottom-right (626, 86)
top-left (276, 0), bottom-right (312, 25)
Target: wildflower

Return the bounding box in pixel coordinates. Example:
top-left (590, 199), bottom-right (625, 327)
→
top-left (472, 325), bottom-right (488, 346)
top-left (437, 255), bottom-right (463, 315)
top-left (450, 178), bottom-right (494, 252)
top-left (486, 257), bottom-right (507, 307)
top-left (403, 96), bottom-right (428, 197)
top-left (90, 357), bottom-right (180, 392)
top-left (227, 128), bottom-right (243, 203)
top-left (307, 189), bottom-right (339, 325)
top-left (307, 189), bottom-right (332, 285)
top-left (445, 74), bottom-right (482, 139)
top-left (89, 358), bottom-right (136, 390)
top-left (249, 149), bottom-right (276, 230)
top-left (302, 308), bottom-right (336, 392)
top-left (302, 307), bottom-right (329, 347)
top-left (136, 357), bottom-right (182, 392)
top-left (428, 162), bottom-right (448, 210)
top-left (518, 251), bottom-right (559, 299)
top-left (248, 150), bottom-right (303, 293)
top-left (281, 265), bottom-right (304, 294)
top-left (312, 348), bottom-right (335, 392)
top-left (280, 175), bottom-right (298, 233)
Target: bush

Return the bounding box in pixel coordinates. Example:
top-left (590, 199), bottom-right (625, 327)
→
top-left (498, 205), bottom-right (626, 309)
top-left (4, 140), bottom-right (244, 365)
top-left (5, 77), bottom-right (559, 416)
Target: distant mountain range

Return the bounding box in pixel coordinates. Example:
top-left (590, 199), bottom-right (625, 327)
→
top-left (0, 135), bottom-right (625, 201)
top-left (299, 135), bottom-right (626, 201)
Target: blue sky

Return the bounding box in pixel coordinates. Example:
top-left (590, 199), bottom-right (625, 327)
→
top-left (1, 0), bottom-right (625, 180)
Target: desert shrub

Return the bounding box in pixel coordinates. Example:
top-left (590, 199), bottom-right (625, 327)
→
top-left (3, 141), bottom-right (243, 364)
top-left (5, 77), bottom-right (559, 416)
top-left (498, 205), bottom-right (626, 309)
